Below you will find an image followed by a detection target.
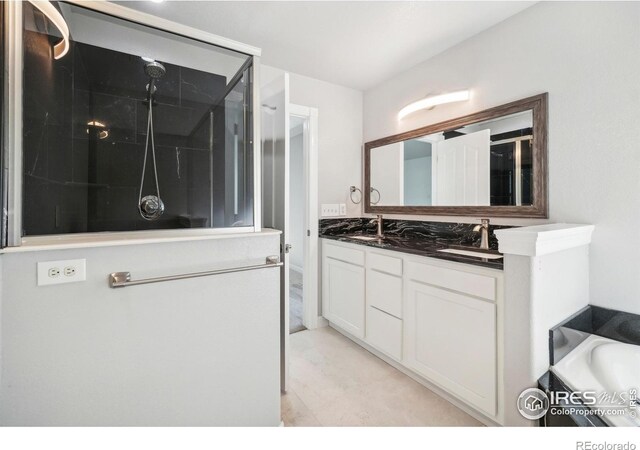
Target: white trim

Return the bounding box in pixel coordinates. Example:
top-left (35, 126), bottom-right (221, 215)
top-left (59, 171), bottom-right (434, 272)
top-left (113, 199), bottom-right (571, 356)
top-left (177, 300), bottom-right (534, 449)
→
top-left (289, 104), bottom-right (320, 330)
top-left (64, 1), bottom-right (261, 57)
top-left (3, 227), bottom-right (274, 254)
top-left (4, 0), bottom-right (22, 247)
top-left (252, 58), bottom-right (262, 231)
top-left (495, 223), bottom-right (595, 257)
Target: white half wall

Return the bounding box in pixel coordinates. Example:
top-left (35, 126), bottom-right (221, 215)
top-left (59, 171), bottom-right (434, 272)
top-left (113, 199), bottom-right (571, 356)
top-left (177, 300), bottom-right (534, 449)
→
top-left (0, 233), bottom-right (281, 426)
top-left (262, 65), bottom-right (364, 217)
top-left (363, 2), bottom-right (640, 314)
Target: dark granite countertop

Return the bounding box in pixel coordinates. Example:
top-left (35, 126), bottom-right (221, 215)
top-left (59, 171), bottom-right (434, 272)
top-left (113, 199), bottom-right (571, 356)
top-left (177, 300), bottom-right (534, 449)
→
top-left (320, 233), bottom-right (504, 270)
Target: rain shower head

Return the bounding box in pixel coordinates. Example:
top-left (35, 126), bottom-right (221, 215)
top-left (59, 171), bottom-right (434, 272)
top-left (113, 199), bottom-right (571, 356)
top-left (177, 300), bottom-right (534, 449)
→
top-left (144, 61), bottom-right (166, 79)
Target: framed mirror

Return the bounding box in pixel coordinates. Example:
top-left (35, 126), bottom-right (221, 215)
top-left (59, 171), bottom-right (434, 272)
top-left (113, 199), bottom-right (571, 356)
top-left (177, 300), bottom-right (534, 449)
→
top-left (364, 93), bottom-right (548, 218)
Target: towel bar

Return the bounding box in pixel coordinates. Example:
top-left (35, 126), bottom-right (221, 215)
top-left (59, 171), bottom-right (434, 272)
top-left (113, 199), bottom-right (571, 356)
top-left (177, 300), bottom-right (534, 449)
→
top-left (109, 255), bottom-right (282, 288)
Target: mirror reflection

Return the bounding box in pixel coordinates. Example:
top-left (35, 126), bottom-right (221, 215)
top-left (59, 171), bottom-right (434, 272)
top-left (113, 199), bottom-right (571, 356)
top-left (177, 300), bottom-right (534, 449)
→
top-left (370, 110), bottom-right (533, 207)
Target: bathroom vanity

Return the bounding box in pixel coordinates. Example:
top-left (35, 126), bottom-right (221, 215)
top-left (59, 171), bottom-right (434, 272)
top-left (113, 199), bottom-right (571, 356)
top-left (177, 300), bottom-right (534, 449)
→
top-left (320, 221), bottom-right (505, 424)
top-left (320, 221), bottom-right (597, 426)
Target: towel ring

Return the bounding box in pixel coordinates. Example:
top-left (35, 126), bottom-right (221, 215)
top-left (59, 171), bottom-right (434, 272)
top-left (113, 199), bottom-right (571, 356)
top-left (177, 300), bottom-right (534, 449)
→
top-left (370, 187), bottom-right (381, 205)
top-left (349, 186), bottom-right (362, 204)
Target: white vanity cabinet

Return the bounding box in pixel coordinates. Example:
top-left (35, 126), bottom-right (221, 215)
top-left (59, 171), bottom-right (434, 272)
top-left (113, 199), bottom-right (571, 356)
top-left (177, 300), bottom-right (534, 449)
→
top-left (366, 251), bottom-right (403, 360)
top-left (322, 242), bottom-right (366, 338)
top-left (321, 238), bottom-right (503, 423)
top-left (405, 259), bottom-right (498, 416)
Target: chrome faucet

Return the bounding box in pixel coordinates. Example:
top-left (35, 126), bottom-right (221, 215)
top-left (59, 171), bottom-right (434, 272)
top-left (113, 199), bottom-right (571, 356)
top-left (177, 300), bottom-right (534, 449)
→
top-left (473, 219), bottom-right (490, 250)
top-left (376, 214), bottom-right (384, 239)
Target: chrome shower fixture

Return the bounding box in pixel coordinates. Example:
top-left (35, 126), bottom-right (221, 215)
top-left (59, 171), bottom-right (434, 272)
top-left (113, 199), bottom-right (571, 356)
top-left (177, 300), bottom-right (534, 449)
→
top-left (144, 61), bottom-right (166, 100)
top-left (138, 61), bottom-right (166, 220)
top-left (144, 61), bottom-right (166, 79)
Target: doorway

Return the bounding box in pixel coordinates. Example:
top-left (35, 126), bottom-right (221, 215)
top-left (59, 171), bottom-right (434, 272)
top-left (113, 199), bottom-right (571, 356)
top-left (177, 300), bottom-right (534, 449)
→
top-left (288, 105), bottom-right (319, 335)
top-left (261, 73), bottom-right (319, 392)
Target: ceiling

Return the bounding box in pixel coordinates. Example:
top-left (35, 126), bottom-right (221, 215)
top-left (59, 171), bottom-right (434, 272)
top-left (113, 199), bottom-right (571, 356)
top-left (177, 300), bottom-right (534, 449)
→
top-left (114, 1), bottom-right (535, 91)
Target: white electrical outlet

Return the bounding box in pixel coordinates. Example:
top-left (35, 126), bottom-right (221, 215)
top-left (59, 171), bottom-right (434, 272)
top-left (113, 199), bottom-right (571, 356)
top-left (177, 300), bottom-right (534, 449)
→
top-left (339, 203), bottom-right (346, 216)
top-left (321, 203), bottom-right (340, 217)
top-left (38, 259), bottom-right (86, 286)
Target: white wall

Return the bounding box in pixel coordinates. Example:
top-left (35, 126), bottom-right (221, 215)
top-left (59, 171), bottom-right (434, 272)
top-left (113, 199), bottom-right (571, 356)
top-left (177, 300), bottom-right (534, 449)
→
top-left (262, 65), bottom-right (364, 217)
top-left (289, 132), bottom-right (304, 271)
top-left (363, 2), bottom-right (640, 315)
top-left (0, 234), bottom-right (281, 425)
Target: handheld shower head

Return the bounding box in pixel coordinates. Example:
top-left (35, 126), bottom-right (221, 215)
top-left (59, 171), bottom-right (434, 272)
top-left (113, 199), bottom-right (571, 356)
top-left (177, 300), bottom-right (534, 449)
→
top-left (144, 61), bottom-right (166, 101)
top-left (144, 61), bottom-right (166, 79)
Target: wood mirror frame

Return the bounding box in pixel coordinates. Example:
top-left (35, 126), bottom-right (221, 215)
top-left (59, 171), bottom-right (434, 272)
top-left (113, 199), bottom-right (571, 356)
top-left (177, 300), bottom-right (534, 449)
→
top-left (364, 93), bottom-right (548, 218)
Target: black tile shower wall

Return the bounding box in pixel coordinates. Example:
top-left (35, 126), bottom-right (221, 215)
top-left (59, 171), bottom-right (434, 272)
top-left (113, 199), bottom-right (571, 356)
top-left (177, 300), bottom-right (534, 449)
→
top-left (319, 218), bottom-right (510, 250)
top-left (22, 29), bottom-right (227, 235)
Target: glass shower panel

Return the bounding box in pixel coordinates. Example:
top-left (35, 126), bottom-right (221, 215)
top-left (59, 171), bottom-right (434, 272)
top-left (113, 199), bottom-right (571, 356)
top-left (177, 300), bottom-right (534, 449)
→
top-left (21, 1), bottom-right (254, 235)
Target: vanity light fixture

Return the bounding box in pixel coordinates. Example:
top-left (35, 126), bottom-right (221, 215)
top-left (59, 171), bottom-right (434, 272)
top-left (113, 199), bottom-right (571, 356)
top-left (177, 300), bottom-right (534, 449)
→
top-left (27, 0), bottom-right (70, 60)
top-left (398, 90), bottom-right (470, 120)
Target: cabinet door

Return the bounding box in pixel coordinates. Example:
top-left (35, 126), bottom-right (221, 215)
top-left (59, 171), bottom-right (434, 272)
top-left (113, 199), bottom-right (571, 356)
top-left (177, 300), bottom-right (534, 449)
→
top-left (405, 280), bottom-right (497, 416)
top-left (322, 257), bottom-right (365, 338)
top-left (367, 269), bottom-right (402, 318)
top-left (366, 306), bottom-right (402, 360)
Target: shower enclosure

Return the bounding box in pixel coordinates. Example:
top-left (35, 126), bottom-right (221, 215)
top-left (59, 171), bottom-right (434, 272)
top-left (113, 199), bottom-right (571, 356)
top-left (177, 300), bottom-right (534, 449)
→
top-left (4, 1), bottom-right (260, 243)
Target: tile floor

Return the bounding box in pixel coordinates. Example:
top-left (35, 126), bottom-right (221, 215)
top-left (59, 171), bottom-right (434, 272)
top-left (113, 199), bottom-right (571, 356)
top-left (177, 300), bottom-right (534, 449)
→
top-left (282, 326), bottom-right (483, 426)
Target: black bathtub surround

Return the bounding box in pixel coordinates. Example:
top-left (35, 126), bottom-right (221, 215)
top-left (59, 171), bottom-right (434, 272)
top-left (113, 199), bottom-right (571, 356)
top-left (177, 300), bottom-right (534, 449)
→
top-left (320, 218), bottom-right (511, 269)
top-left (539, 305), bottom-right (640, 427)
top-left (538, 372), bottom-right (607, 427)
top-left (549, 305), bottom-right (640, 365)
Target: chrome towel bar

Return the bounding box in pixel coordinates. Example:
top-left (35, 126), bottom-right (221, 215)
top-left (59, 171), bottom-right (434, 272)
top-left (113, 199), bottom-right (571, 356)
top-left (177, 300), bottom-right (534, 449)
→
top-left (109, 255), bottom-right (282, 288)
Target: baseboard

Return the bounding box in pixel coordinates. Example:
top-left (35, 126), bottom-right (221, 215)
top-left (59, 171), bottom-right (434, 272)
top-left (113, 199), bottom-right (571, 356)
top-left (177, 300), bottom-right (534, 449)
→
top-left (316, 316), bottom-right (329, 328)
top-left (328, 322), bottom-right (501, 427)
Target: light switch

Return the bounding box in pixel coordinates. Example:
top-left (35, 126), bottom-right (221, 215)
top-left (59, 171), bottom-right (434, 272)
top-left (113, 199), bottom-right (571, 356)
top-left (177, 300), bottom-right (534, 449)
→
top-left (321, 204), bottom-right (340, 217)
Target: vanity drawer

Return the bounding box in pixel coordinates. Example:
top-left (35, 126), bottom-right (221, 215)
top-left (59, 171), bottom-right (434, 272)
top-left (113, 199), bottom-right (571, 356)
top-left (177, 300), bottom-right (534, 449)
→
top-left (368, 251), bottom-right (403, 276)
top-left (366, 306), bottom-right (402, 361)
top-left (367, 268), bottom-right (402, 318)
top-left (323, 241), bottom-right (365, 266)
top-left (406, 260), bottom-right (496, 301)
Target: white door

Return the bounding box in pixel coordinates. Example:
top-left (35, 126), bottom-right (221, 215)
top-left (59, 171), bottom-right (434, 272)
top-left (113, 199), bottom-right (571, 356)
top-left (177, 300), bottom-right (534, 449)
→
top-left (261, 73), bottom-right (290, 392)
top-left (433, 129), bottom-right (490, 205)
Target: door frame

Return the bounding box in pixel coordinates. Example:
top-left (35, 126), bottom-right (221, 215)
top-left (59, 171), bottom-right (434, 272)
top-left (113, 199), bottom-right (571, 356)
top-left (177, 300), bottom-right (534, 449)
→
top-left (289, 103), bottom-right (320, 330)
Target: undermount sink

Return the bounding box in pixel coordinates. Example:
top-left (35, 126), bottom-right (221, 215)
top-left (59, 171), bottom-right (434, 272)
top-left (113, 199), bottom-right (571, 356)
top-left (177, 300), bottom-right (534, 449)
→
top-left (346, 235), bottom-right (381, 241)
top-left (437, 248), bottom-right (503, 260)
top-left (552, 334), bottom-right (640, 427)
